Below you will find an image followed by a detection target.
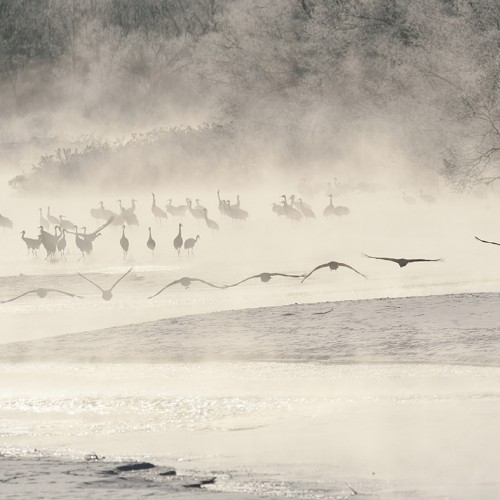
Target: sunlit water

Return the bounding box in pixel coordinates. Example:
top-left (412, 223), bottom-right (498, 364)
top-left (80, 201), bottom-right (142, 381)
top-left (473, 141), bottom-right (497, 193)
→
top-left (1, 361), bottom-right (500, 498)
top-left (1, 292), bottom-right (500, 498)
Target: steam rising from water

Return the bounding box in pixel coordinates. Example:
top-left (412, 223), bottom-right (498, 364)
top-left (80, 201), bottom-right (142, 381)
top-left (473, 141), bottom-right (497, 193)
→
top-left (1, 361), bottom-right (500, 498)
top-left (2, 3), bottom-right (500, 497)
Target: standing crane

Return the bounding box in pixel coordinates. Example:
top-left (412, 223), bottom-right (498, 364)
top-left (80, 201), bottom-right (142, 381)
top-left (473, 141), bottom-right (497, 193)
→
top-left (147, 227), bottom-right (156, 254)
top-left (120, 225), bottom-right (129, 259)
top-left (151, 193), bottom-right (168, 223)
top-left (173, 223), bottom-right (183, 256)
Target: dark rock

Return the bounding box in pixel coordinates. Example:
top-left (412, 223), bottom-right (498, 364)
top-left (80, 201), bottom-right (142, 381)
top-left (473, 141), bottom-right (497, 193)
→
top-left (184, 476), bottom-right (216, 488)
top-left (115, 462), bottom-right (156, 472)
top-left (159, 469), bottom-right (176, 476)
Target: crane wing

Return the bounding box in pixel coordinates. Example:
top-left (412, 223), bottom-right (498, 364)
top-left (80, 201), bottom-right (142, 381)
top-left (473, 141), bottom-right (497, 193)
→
top-left (224, 275), bottom-right (260, 288)
top-left (110, 267), bottom-right (133, 291)
top-left (1, 290), bottom-right (34, 303)
top-left (338, 263), bottom-right (367, 278)
top-left (78, 273), bottom-right (104, 292)
top-left (475, 236), bottom-right (500, 247)
top-left (148, 280), bottom-right (179, 299)
top-left (406, 258), bottom-right (442, 263)
top-left (46, 289), bottom-right (84, 298)
top-left (363, 254), bottom-right (400, 264)
top-left (192, 278), bottom-right (224, 289)
top-left (87, 216), bottom-right (114, 237)
top-left (67, 217), bottom-right (115, 237)
top-left (301, 263), bottom-right (329, 283)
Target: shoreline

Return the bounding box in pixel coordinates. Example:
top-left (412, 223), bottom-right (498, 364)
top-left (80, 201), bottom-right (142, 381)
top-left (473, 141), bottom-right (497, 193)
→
top-left (0, 451), bottom-right (254, 499)
top-left (1, 292), bottom-right (499, 365)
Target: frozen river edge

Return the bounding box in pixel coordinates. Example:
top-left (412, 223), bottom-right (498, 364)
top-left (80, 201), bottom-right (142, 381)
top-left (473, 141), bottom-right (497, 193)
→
top-left (2, 292), bottom-right (500, 499)
top-left (1, 291), bottom-right (499, 365)
top-left (0, 453), bottom-right (260, 499)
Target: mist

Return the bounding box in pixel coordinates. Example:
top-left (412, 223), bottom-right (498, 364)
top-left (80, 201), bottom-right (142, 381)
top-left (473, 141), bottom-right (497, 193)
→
top-left (3, 0), bottom-right (500, 194)
top-left (2, 1), bottom-right (500, 498)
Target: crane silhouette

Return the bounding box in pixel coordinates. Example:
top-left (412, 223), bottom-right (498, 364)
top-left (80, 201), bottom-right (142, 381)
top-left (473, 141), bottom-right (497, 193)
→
top-left (173, 223), bottom-right (183, 255)
top-left (149, 277), bottom-right (224, 297)
top-left (195, 199), bottom-right (206, 211)
top-left (297, 198), bottom-right (315, 218)
top-left (230, 204), bottom-right (249, 220)
top-left (78, 268), bottom-right (133, 301)
top-left (333, 204), bottom-right (350, 217)
top-left (117, 199), bottom-right (139, 226)
top-left (38, 226), bottom-right (58, 260)
top-left (281, 195), bottom-right (302, 222)
top-left (0, 214), bottom-right (13, 230)
top-left (221, 194), bottom-right (248, 220)
top-left (120, 225), bottom-right (129, 258)
top-left (46, 207), bottom-right (60, 226)
top-left (165, 199), bottom-right (188, 218)
top-left (91, 201), bottom-right (116, 222)
top-left (301, 261), bottom-right (367, 282)
top-left (147, 227), bottom-right (156, 254)
top-left (217, 190), bottom-right (226, 216)
top-left (187, 199), bottom-right (205, 220)
top-left (56, 226), bottom-right (67, 260)
top-left (184, 235), bottom-right (200, 255)
top-left (21, 231), bottom-right (42, 257)
top-left (151, 193), bottom-right (168, 223)
top-left (203, 209), bottom-right (219, 230)
top-left (272, 203), bottom-right (285, 216)
top-left (67, 217), bottom-right (113, 243)
top-left (225, 272), bottom-right (302, 288)
top-left (73, 226), bottom-right (87, 260)
top-left (38, 208), bottom-right (50, 229)
top-left (66, 217), bottom-right (113, 260)
top-left (323, 195), bottom-right (335, 217)
top-left (363, 254), bottom-right (442, 267)
top-left (58, 215), bottom-right (75, 231)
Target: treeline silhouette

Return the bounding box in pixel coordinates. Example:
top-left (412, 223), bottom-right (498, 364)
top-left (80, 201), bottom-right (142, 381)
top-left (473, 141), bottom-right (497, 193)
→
top-left (3, 1), bottom-right (500, 190)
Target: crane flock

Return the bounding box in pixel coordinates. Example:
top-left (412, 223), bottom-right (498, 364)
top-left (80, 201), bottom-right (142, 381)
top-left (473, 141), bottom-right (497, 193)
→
top-left (1, 186), bottom-right (498, 305)
top-left (7, 189), bottom-right (403, 263)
